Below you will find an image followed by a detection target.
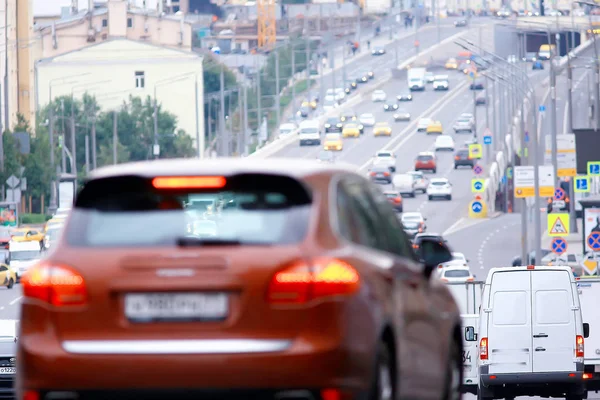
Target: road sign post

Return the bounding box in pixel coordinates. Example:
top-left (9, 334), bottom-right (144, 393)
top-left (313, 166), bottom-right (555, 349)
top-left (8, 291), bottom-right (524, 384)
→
top-left (551, 237), bottom-right (567, 255)
top-left (514, 165), bottom-right (555, 198)
top-left (544, 134), bottom-right (576, 177)
top-left (587, 232), bottom-right (600, 252)
top-left (471, 179), bottom-right (485, 193)
top-left (468, 199), bottom-right (487, 218)
top-left (554, 188), bottom-right (565, 201)
top-left (547, 213), bottom-right (570, 236)
top-left (469, 144), bottom-right (482, 159)
top-left (473, 165), bottom-right (483, 175)
top-left (575, 176), bottom-right (590, 193)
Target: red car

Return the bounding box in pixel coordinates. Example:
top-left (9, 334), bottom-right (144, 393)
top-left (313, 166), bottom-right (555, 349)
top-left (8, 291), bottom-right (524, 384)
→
top-left (415, 152), bottom-right (437, 173)
top-left (18, 158), bottom-right (462, 400)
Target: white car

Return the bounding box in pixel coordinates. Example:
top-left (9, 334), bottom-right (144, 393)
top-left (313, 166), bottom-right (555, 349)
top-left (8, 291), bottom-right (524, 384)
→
top-left (440, 266), bottom-right (474, 283)
top-left (433, 76), bottom-right (449, 90)
top-left (439, 252), bottom-right (470, 270)
top-left (434, 135), bottom-right (455, 151)
top-left (373, 151), bottom-right (396, 172)
top-left (427, 178), bottom-right (452, 200)
top-left (371, 90), bottom-right (387, 102)
top-left (425, 71), bottom-right (435, 83)
top-left (400, 212), bottom-right (427, 237)
top-left (406, 170), bottom-right (428, 193)
top-left (459, 112), bottom-right (475, 125)
top-left (334, 88), bottom-right (346, 102)
top-left (359, 113), bottom-right (376, 126)
top-left (323, 98), bottom-right (338, 112)
top-left (278, 122), bottom-right (296, 138)
top-left (417, 118), bottom-right (432, 132)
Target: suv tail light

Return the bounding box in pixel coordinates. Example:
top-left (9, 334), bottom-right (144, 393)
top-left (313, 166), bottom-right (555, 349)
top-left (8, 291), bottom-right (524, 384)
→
top-left (480, 337), bottom-right (488, 360)
top-left (370, 172), bottom-right (376, 176)
top-left (267, 259), bottom-right (360, 304)
top-left (394, 197), bottom-right (402, 203)
top-left (22, 262), bottom-right (87, 306)
top-left (576, 335), bottom-right (584, 357)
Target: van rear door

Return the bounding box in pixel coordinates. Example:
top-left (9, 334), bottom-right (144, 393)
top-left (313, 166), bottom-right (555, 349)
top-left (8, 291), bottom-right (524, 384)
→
top-left (487, 270), bottom-right (532, 374)
top-left (577, 279), bottom-right (600, 367)
top-left (531, 269), bottom-right (578, 372)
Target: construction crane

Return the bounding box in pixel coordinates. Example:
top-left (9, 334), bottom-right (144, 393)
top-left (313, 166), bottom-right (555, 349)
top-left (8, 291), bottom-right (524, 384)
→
top-left (257, 0), bottom-right (277, 50)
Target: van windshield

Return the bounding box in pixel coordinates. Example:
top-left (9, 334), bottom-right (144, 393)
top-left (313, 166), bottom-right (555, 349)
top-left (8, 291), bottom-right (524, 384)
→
top-left (11, 250), bottom-right (41, 261)
top-left (66, 175), bottom-right (312, 247)
top-left (300, 128), bottom-right (318, 134)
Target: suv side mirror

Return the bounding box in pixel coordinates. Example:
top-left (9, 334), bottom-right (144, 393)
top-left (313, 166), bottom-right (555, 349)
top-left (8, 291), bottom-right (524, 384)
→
top-left (418, 237), bottom-right (453, 279)
top-left (584, 323), bottom-right (590, 338)
top-left (465, 326), bottom-right (477, 341)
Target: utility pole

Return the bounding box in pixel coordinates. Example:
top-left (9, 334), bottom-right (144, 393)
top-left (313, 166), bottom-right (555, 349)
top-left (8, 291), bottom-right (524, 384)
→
top-left (48, 106), bottom-right (57, 213)
top-left (112, 111), bottom-right (118, 165)
top-left (256, 61), bottom-right (262, 140)
top-left (84, 134), bottom-right (90, 175)
top-left (91, 117), bottom-right (97, 169)
top-left (275, 50), bottom-right (281, 130)
top-left (195, 76), bottom-right (202, 159)
top-left (70, 103), bottom-right (77, 177)
top-left (153, 99), bottom-right (159, 159)
top-left (472, 76), bottom-right (477, 139)
top-left (0, 82), bottom-right (4, 174)
top-left (550, 36), bottom-right (559, 188)
top-left (291, 43), bottom-right (296, 116)
top-left (219, 65), bottom-right (227, 156)
top-left (435, 0), bottom-right (441, 43)
top-left (342, 42), bottom-right (347, 87)
top-left (492, 75), bottom-right (497, 152)
top-left (243, 84), bottom-right (249, 155)
top-left (330, 49), bottom-right (336, 91)
top-left (61, 100), bottom-right (67, 174)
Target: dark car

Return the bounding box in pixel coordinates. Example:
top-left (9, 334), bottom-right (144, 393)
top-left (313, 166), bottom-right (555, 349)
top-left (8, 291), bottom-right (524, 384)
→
top-left (454, 148), bottom-right (475, 169)
top-left (383, 191), bottom-right (403, 212)
top-left (397, 94), bottom-right (413, 101)
top-left (371, 47), bottom-right (386, 55)
top-left (369, 164), bottom-right (393, 184)
top-left (383, 103), bottom-right (399, 112)
top-left (533, 61), bottom-right (544, 70)
top-left (475, 96), bottom-right (486, 105)
top-left (413, 233), bottom-right (446, 250)
top-left (512, 250), bottom-right (552, 266)
top-left (470, 79), bottom-right (484, 90)
top-left (17, 157), bottom-right (461, 400)
top-left (344, 80), bottom-right (357, 94)
top-left (355, 69), bottom-right (374, 83)
top-left (297, 106), bottom-right (310, 118)
top-left (523, 52), bottom-right (537, 62)
top-left (454, 19), bottom-right (467, 27)
top-left (340, 111), bottom-right (357, 123)
top-left (324, 117), bottom-right (343, 133)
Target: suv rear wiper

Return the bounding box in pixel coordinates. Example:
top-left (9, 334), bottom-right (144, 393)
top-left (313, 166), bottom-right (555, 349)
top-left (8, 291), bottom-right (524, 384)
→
top-left (176, 237), bottom-right (242, 247)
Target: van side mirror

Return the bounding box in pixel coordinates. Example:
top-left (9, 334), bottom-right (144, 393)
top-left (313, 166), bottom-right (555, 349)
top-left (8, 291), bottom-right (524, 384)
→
top-left (418, 237), bottom-right (453, 279)
top-left (465, 326), bottom-right (477, 341)
top-left (584, 323), bottom-right (590, 339)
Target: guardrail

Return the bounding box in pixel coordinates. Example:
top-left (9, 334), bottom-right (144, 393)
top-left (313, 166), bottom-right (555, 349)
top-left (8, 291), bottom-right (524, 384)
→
top-left (479, 38), bottom-right (594, 215)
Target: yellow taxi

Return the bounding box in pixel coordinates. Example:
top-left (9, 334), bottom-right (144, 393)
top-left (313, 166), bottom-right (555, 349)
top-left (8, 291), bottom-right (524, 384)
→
top-left (323, 133), bottom-right (343, 151)
top-left (11, 227), bottom-right (44, 244)
top-left (342, 123), bottom-right (361, 138)
top-left (302, 100), bottom-right (317, 110)
top-left (426, 121), bottom-right (444, 134)
top-left (373, 122), bottom-right (392, 136)
top-left (0, 263), bottom-right (16, 288)
top-left (445, 58), bottom-right (458, 69)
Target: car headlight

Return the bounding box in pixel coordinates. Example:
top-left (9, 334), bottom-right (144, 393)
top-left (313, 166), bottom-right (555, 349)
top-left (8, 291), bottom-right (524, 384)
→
top-left (358, 124), bottom-right (363, 129)
top-left (325, 124), bottom-right (330, 128)
top-left (336, 123), bottom-right (342, 127)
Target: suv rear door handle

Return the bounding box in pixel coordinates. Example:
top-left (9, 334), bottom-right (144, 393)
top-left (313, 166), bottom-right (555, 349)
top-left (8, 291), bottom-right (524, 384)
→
top-left (533, 334), bottom-right (548, 338)
top-left (535, 347), bottom-right (546, 352)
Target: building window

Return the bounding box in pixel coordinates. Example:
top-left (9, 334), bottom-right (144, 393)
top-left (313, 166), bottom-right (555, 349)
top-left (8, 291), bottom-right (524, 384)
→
top-left (127, 18), bottom-right (133, 28)
top-left (135, 71), bottom-right (145, 88)
top-left (102, 19), bottom-right (107, 27)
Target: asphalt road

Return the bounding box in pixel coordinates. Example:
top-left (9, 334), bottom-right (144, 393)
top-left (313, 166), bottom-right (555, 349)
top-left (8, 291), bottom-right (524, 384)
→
top-left (293, 18), bottom-right (493, 122)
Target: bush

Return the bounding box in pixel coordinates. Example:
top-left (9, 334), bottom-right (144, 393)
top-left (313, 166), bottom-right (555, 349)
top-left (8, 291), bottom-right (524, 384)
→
top-left (20, 213), bottom-right (51, 225)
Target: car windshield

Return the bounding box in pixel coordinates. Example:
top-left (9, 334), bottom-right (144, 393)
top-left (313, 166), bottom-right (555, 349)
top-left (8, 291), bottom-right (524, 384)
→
top-left (11, 250), bottom-right (41, 261)
top-left (65, 175), bottom-right (313, 247)
top-left (318, 151), bottom-right (334, 161)
top-left (453, 253), bottom-right (466, 261)
top-left (438, 137), bottom-right (452, 142)
top-left (324, 99), bottom-right (336, 106)
top-left (384, 193), bottom-right (399, 199)
top-left (444, 269), bottom-right (471, 278)
top-left (419, 119), bottom-right (432, 124)
top-left (10, 231), bottom-right (25, 237)
top-left (326, 134), bottom-right (341, 140)
top-left (326, 118), bottom-right (339, 124)
top-left (417, 155), bottom-right (432, 161)
top-left (374, 91), bottom-right (384, 95)
top-left (372, 166), bottom-right (389, 172)
top-left (431, 181), bottom-right (448, 186)
top-left (345, 124), bottom-right (357, 129)
top-left (360, 114), bottom-right (374, 119)
top-left (377, 152), bottom-right (392, 158)
top-left (300, 127), bottom-right (318, 134)
top-left (397, 109), bottom-right (408, 113)
top-left (375, 123), bottom-right (388, 128)
top-left (460, 114), bottom-right (472, 118)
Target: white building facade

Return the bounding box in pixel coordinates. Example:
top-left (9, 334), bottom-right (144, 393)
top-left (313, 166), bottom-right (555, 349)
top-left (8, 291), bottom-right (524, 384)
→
top-left (35, 38), bottom-right (205, 155)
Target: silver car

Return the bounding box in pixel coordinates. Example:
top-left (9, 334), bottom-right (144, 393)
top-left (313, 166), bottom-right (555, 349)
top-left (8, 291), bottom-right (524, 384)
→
top-left (406, 170), bottom-right (429, 193)
top-left (453, 118), bottom-right (473, 133)
top-left (400, 212), bottom-right (427, 238)
top-left (394, 109), bottom-right (411, 121)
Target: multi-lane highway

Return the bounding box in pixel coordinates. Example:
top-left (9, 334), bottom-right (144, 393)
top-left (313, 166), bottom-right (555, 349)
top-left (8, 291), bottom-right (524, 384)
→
top-left (293, 18), bottom-right (493, 122)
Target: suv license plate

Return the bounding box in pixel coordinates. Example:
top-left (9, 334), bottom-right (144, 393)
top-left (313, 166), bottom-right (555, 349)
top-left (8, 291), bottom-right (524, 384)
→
top-left (125, 293), bottom-right (228, 322)
top-left (0, 368), bottom-right (15, 375)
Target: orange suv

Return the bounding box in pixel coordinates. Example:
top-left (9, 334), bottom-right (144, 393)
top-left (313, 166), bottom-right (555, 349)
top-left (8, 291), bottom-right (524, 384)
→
top-left (18, 158), bottom-right (462, 400)
top-left (415, 151), bottom-right (437, 173)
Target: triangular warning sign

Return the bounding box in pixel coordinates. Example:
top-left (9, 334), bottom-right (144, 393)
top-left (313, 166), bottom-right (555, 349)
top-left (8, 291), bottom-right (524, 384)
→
top-left (550, 217), bottom-right (567, 234)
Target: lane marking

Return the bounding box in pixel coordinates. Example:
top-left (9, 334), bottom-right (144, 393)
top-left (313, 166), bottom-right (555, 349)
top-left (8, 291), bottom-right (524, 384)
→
top-left (9, 297), bottom-right (21, 306)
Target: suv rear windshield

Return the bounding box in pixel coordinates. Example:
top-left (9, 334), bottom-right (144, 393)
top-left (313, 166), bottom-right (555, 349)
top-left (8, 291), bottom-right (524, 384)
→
top-left (444, 269), bottom-right (470, 278)
top-left (66, 174), bottom-right (312, 247)
top-left (417, 155), bottom-right (433, 161)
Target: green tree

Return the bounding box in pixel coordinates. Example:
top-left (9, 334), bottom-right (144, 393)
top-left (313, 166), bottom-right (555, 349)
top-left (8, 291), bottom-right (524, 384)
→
top-left (23, 132), bottom-right (51, 200)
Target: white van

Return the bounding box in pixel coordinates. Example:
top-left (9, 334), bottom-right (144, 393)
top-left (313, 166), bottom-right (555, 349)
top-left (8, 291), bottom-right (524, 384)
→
top-left (392, 174), bottom-right (416, 197)
top-left (575, 278), bottom-right (600, 390)
top-left (462, 314), bottom-right (479, 395)
top-left (472, 266), bottom-right (588, 400)
top-left (8, 241), bottom-right (42, 282)
top-left (298, 120), bottom-right (321, 146)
